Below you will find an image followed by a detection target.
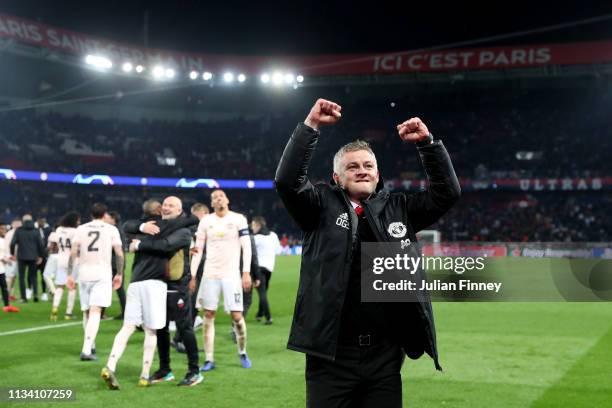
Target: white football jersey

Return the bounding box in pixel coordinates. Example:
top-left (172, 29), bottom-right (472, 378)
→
top-left (73, 219), bottom-right (121, 282)
top-left (49, 227), bottom-right (77, 269)
top-left (196, 211), bottom-right (250, 279)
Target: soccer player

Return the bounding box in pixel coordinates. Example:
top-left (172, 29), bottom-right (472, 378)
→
top-left (42, 226), bottom-right (58, 300)
top-left (49, 212), bottom-right (80, 321)
top-left (3, 219), bottom-right (22, 301)
top-left (1, 225), bottom-right (19, 312)
top-left (67, 203), bottom-right (124, 361)
top-left (191, 189), bottom-right (252, 371)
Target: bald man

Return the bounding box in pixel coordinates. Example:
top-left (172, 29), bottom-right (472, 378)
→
top-left (102, 196), bottom-right (200, 389)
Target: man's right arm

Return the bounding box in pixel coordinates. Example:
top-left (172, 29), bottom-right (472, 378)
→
top-left (274, 99), bottom-right (341, 231)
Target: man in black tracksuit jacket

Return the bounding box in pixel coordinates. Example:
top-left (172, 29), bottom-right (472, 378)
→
top-left (275, 99), bottom-right (460, 407)
top-left (10, 215), bottom-right (44, 302)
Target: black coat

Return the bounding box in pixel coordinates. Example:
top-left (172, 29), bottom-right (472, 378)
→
top-left (275, 123), bottom-right (460, 369)
top-left (10, 220), bottom-right (44, 261)
top-left (123, 214), bottom-right (198, 287)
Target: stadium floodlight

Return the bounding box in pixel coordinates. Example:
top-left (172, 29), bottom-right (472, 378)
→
top-left (296, 75), bottom-right (304, 83)
top-left (202, 71), bottom-right (213, 80)
top-left (165, 68), bottom-right (175, 79)
top-left (135, 65), bottom-right (145, 73)
top-left (284, 73), bottom-right (295, 84)
top-left (272, 71), bottom-right (283, 85)
top-left (85, 54), bottom-right (113, 70)
top-left (152, 66), bottom-right (165, 79)
top-left (189, 71), bottom-right (199, 80)
top-left (122, 62), bottom-right (133, 72)
top-left (223, 72), bottom-right (234, 83)
top-left (237, 73), bottom-right (246, 83)
top-left (260, 73), bottom-right (270, 83)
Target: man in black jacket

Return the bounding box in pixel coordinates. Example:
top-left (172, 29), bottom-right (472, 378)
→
top-left (275, 99), bottom-right (460, 407)
top-left (10, 214), bottom-right (44, 303)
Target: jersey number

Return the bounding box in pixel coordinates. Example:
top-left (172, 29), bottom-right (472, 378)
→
top-left (87, 231), bottom-right (100, 252)
top-left (58, 237), bottom-right (71, 252)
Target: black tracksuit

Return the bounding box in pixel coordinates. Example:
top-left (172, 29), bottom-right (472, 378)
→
top-left (10, 220), bottom-right (44, 301)
top-left (275, 123), bottom-right (460, 407)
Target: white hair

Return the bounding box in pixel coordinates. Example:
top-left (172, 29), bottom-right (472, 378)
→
top-left (333, 140), bottom-right (377, 174)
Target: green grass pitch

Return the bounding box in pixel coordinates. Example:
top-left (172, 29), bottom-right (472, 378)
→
top-left (1, 255), bottom-right (611, 407)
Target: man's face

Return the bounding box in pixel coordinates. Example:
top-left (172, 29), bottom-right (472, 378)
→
top-left (0, 225), bottom-right (6, 237)
top-left (333, 150), bottom-right (379, 201)
top-left (151, 202), bottom-right (162, 216)
top-left (251, 221), bottom-right (261, 234)
top-left (162, 196), bottom-right (183, 220)
top-left (211, 190), bottom-right (229, 212)
top-left (11, 220), bottom-right (22, 229)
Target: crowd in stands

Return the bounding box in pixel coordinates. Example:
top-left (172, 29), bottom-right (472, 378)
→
top-left (1, 84), bottom-right (610, 243)
top-left (1, 86), bottom-right (610, 181)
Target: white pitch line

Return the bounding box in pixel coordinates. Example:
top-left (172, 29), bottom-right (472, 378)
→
top-left (0, 321), bottom-right (82, 337)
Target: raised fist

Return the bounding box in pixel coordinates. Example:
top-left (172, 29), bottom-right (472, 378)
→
top-left (304, 99), bottom-right (342, 130)
top-left (397, 117), bottom-right (430, 143)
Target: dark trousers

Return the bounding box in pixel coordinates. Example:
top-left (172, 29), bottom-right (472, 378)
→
top-left (158, 290), bottom-right (199, 374)
top-left (18, 260), bottom-right (38, 301)
top-left (1, 274), bottom-right (9, 306)
top-left (173, 262), bottom-right (203, 344)
top-left (256, 267), bottom-right (272, 320)
top-left (306, 342), bottom-right (404, 408)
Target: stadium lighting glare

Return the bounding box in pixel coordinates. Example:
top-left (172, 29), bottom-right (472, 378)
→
top-left (293, 84), bottom-right (298, 90)
top-left (165, 68), bottom-right (175, 79)
top-left (237, 73), bottom-right (246, 83)
top-left (152, 66), bottom-right (165, 79)
top-left (121, 62), bottom-right (133, 72)
top-left (272, 71), bottom-right (283, 85)
top-left (85, 54), bottom-right (112, 70)
top-left (189, 71), bottom-right (199, 80)
top-left (135, 65), bottom-right (145, 73)
top-left (284, 73), bottom-right (295, 84)
top-left (296, 75), bottom-right (304, 83)
top-left (202, 71), bottom-right (213, 80)
top-left (260, 73), bottom-right (270, 83)
top-left (223, 72), bottom-right (234, 83)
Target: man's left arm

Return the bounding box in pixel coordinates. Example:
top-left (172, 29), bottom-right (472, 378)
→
top-left (133, 228), bottom-right (192, 255)
top-left (398, 117), bottom-right (461, 232)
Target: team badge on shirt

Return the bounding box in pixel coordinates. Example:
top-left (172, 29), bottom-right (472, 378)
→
top-left (387, 222), bottom-right (407, 238)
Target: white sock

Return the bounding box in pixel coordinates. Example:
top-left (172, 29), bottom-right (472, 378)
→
top-left (141, 328), bottom-right (157, 379)
top-left (203, 317), bottom-right (215, 362)
top-left (66, 289), bottom-right (76, 315)
top-left (106, 324), bottom-right (136, 372)
top-left (82, 310), bottom-right (101, 355)
top-left (52, 287), bottom-right (64, 308)
top-left (233, 317), bottom-right (247, 355)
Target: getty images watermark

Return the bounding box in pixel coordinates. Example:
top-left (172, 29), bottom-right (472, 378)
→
top-left (360, 241), bottom-right (612, 302)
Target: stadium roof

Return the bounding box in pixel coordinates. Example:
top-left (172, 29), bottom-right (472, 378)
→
top-left (2, 1), bottom-right (612, 55)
